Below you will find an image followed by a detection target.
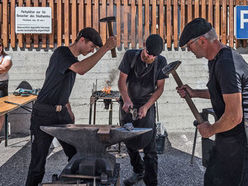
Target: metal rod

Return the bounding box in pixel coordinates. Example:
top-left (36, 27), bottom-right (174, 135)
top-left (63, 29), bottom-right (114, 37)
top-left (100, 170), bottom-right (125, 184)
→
top-left (93, 100), bottom-right (96, 125)
top-left (89, 97), bottom-right (93, 124)
top-left (109, 101), bottom-right (113, 125)
top-left (4, 100), bottom-right (32, 112)
top-left (191, 127), bottom-right (198, 165)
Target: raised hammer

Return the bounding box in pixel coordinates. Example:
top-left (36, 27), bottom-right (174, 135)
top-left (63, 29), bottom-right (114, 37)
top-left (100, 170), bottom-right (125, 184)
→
top-left (99, 16), bottom-right (117, 58)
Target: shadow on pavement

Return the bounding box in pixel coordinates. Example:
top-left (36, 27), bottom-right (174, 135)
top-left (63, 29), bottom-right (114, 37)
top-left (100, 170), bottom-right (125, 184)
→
top-left (0, 142), bottom-right (204, 186)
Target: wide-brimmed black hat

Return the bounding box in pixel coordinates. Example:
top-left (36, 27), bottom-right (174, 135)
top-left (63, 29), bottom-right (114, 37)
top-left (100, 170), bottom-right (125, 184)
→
top-left (77, 27), bottom-right (103, 47)
top-left (146, 34), bottom-right (164, 56)
top-left (179, 18), bottom-right (212, 47)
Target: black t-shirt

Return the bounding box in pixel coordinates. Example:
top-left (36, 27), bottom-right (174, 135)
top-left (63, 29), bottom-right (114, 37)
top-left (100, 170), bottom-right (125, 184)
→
top-left (119, 50), bottom-right (168, 81)
top-left (118, 50), bottom-right (168, 102)
top-left (37, 46), bottom-right (78, 105)
top-left (207, 47), bottom-right (248, 136)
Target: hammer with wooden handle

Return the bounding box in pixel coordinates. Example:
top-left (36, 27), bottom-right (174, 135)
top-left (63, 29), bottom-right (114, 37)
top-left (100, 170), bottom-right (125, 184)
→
top-left (162, 61), bottom-right (205, 164)
top-left (99, 16), bottom-right (117, 58)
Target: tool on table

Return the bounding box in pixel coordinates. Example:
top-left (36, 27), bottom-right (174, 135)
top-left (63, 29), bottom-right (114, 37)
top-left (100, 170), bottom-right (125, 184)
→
top-left (99, 16), bottom-right (117, 58)
top-left (4, 100), bottom-right (32, 112)
top-left (13, 88), bottom-right (40, 97)
top-left (162, 61), bottom-right (205, 165)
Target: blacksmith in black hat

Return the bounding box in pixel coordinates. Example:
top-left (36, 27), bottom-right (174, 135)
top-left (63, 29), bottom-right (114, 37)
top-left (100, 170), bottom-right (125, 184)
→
top-left (177, 18), bottom-right (248, 185)
top-left (25, 27), bottom-right (116, 186)
top-left (118, 34), bottom-right (168, 186)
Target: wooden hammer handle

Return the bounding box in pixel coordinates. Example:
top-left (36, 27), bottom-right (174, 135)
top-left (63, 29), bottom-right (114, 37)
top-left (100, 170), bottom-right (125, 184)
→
top-left (107, 22), bottom-right (117, 58)
top-left (171, 70), bottom-right (204, 124)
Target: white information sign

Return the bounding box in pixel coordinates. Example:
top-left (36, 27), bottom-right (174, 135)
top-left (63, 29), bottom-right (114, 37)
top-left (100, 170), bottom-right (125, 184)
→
top-left (15, 7), bottom-right (52, 34)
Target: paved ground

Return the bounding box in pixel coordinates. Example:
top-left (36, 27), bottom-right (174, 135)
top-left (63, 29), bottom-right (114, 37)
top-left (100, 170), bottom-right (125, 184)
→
top-left (0, 131), bottom-right (205, 186)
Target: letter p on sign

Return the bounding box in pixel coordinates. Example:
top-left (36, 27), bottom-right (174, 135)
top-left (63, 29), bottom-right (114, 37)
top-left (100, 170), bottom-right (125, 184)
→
top-left (236, 6), bottom-right (248, 39)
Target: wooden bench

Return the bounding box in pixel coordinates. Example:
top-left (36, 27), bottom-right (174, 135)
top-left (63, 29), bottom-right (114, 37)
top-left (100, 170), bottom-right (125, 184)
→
top-left (0, 94), bottom-right (37, 147)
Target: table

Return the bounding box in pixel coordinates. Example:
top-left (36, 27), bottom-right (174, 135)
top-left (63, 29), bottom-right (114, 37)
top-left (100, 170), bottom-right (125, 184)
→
top-left (0, 94), bottom-right (37, 146)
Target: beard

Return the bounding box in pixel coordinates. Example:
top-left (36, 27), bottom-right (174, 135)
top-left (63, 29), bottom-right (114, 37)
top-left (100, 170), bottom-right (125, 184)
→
top-left (141, 51), bottom-right (155, 64)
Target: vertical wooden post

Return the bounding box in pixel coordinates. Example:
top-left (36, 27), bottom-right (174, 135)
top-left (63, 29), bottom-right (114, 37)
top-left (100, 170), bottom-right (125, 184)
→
top-left (131, 0), bottom-right (136, 48)
top-left (64, 0), bottom-right (70, 46)
top-left (159, 0), bottom-right (164, 40)
top-left (166, 0), bottom-right (171, 48)
top-left (49, 0), bottom-right (54, 48)
top-left (221, 0), bottom-right (227, 45)
top-left (138, 0), bottom-right (143, 48)
top-left (17, 0), bottom-right (24, 48)
top-left (2, 0), bottom-right (8, 48)
top-left (41, 0), bottom-right (47, 48)
top-left (71, 0), bottom-right (77, 43)
top-left (123, 0), bottom-right (128, 48)
top-left (100, 0), bottom-right (106, 44)
top-left (57, 0), bottom-right (62, 46)
top-left (151, 0), bottom-right (156, 34)
top-left (10, 0), bottom-right (15, 48)
top-left (116, 0), bottom-right (121, 47)
top-left (173, 0), bottom-right (178, 48)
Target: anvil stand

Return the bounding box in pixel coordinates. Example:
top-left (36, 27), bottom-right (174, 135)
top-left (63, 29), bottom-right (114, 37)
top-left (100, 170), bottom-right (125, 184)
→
top-left (40, 124), bottom-right (152, 186)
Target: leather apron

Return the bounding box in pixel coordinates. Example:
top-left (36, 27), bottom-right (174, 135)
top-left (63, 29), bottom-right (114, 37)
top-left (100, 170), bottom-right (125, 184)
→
top-left (120, 51), bottom-right (157, 150)
top-left (204, 60), bottom-right (247, 186)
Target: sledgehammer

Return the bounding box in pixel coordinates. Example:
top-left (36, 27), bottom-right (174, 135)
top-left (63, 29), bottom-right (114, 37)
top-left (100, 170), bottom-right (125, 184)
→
top-left (162, 61), bottom-right (204, 164)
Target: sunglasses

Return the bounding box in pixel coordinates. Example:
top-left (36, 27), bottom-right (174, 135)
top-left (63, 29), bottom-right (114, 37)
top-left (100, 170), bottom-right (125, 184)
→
top-left (145, 49), bottom-right (156, 57)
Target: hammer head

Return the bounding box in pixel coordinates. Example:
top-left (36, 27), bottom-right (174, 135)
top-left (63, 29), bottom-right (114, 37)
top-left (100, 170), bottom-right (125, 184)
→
top-left (129, 107), bottom-right (138, 120)
top-left (162, 61), bottom-right (181, 75)
top-left (99, 16), bottom-right (116, 23)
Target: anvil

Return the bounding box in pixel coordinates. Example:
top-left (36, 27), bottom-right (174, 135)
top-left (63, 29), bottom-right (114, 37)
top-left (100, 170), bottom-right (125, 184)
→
top-left (41, 124), bottom-right (152, 183)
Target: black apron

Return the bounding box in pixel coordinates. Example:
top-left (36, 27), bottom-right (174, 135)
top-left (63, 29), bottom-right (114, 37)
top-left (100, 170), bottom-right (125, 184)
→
top-left (205, 60), bottom-right (247, 186)
top-left (120, 51), bottom-right (157, 150)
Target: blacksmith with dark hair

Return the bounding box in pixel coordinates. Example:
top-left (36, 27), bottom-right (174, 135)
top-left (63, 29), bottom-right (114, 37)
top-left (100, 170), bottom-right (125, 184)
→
top-left (118, 34), bottom-right (168, 186)
top-left (177, 18), bottom-right (248, 185)
top-left (25, 27), bottom-right (116, 186)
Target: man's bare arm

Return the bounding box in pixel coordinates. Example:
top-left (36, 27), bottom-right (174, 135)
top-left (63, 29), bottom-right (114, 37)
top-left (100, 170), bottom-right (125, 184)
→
top-left (69, 36), bottom-right (116, 75)
top-left (198, 93), bottom-right (242, 137)
top-left (212, 93), bottom-right (242, 133)
top-left (118, 72), bottom-right (133, 112)
top-left (144, 79), bottom-right (165, 109)
top-left (137, 79), bottom-right (165, 119)
top-left (177, 84), bottom-right (210, 99)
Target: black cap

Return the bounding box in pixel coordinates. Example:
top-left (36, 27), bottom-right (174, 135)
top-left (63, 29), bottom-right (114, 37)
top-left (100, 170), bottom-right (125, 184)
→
top-left (179, 18), bottom-right (212, 47)
top-left (76, 27), bottom-right (103, 47)
top-left (146, 34), bottom-right (164, 56)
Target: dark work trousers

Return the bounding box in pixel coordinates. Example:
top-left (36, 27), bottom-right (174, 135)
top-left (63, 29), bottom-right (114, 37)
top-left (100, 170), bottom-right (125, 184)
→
top-left (240, 145), bottom-right (248, 186)
top-left (25, 103), bottom-right (77, 186)
top-left (204, 133), bottom-right (247, 186)
top-left (120, 102), bottom-right (158, 186)
top-left (0, 80), bottom-right (8, 97)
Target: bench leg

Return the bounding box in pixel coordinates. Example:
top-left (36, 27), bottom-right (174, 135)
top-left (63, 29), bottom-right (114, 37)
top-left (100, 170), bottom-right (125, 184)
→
top-left (4, 114), bottom-right (8, 147)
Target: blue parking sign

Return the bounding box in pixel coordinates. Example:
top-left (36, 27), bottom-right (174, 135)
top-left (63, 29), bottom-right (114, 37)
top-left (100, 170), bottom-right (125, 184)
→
top-left (236, 6), bottom-right (248, 39)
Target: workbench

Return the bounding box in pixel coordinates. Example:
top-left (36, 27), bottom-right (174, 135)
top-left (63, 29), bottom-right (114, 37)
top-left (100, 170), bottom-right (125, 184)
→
top-left (0, 94), bottom-right (37, 147)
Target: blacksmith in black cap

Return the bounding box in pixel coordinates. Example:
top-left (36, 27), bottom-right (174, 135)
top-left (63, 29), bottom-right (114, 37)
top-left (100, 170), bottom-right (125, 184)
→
top-left (26, 28), bottom-right (116, 186)
top-left (118, 34), bottom-right (168, 186)
top-left (177, 18), bottom-right (248, 186)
